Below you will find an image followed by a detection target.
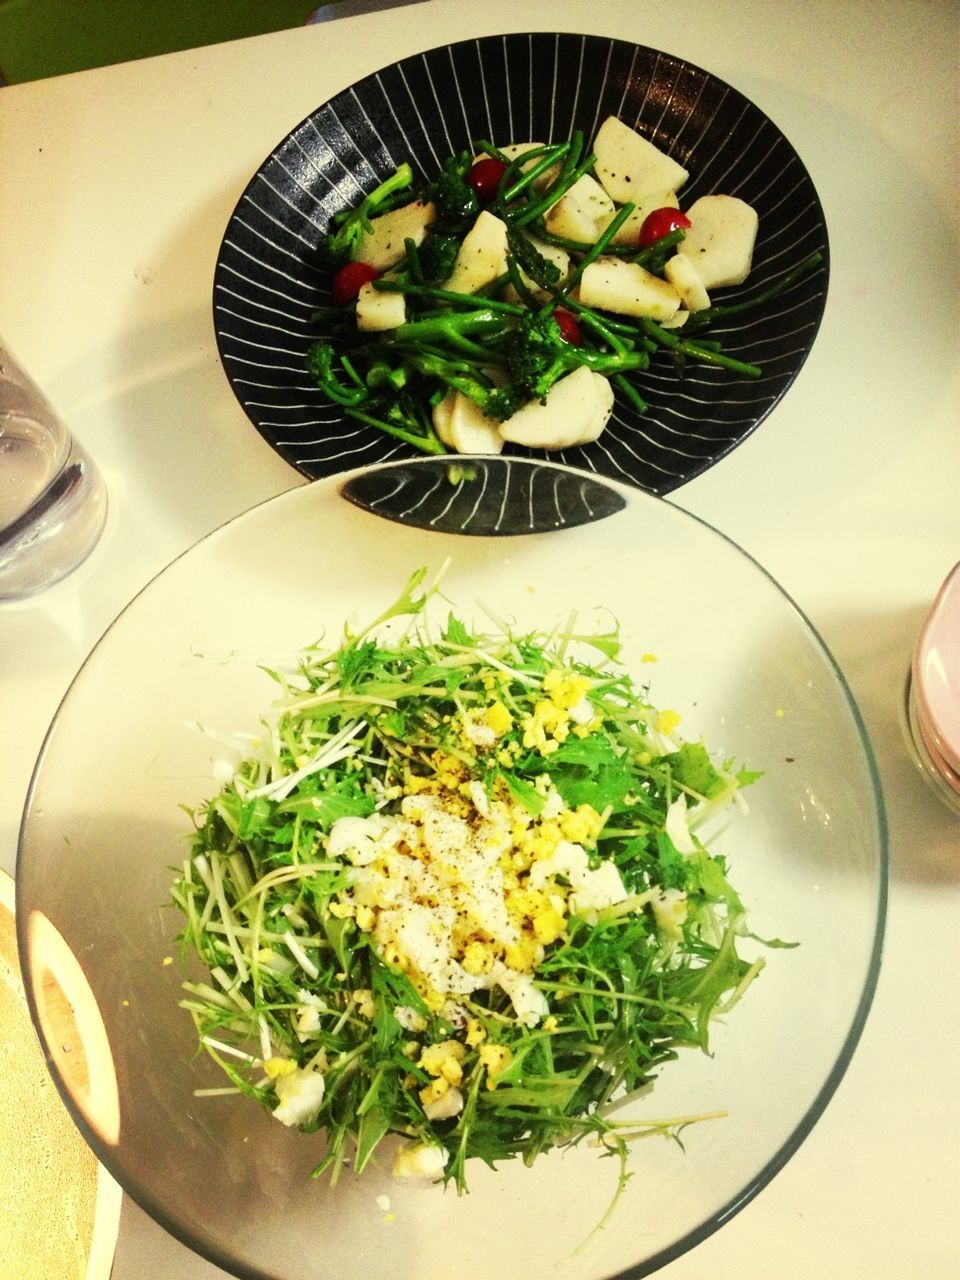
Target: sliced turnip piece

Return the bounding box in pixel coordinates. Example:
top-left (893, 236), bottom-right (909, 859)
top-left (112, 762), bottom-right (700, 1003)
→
top-left (578, 256), bottom-right (682, 321)
top-left (663, 254), bottom-right (711, 312)
top-left (355, 281), bottom-right (406, 331)
top-left (499, 367), bottom-right (614, 450)
top-left (677, 195), bottom-right (759, 288)
top-left (592, 116), bottom-right (689, 205)
top-left (354, 199), bottom-right (436, 271)
top-left (543, 174), bottom-right (615, 243)
top-left (658, 309), bottom-right (690, 330)
top-left (444, 210), bottom-right (510, 293)
top-left (445, 393), bottom-right (505, 454)
top-left (432, 391), bottom-right (457, 448)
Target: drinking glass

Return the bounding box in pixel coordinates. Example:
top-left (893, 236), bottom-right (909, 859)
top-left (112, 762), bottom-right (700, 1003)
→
top-left (0, 342), bottom-right (107, 601)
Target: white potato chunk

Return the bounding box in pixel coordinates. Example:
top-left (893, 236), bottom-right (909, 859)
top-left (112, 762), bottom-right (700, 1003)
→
top-left (444, 210), bottom-right (509, 293)
top-left (543, 173), bottom-right (615, 243)
top-left (596, 190), bottom-right (680, 246)
top-left (502, 236), bottom-right (571, 303)
top-left (354, 199), bottom-right (436, 271)
top-left (445, 392), bottom-right (505, 454)
top-left (499, 367), bottom-right (614, 450)
top-left (355, 281), bottom-right (406, 331)
top-left (592, 116), bottom-right (689, 205)
top-left (578, 256), bottom-right (682, 321)
top-left (663, 254), bottom-right (711, 312)
top-left (677, 195), bottom-right (758, 287)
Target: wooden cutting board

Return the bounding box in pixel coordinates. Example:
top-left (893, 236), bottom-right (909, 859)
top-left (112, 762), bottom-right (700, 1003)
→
top-left (0, 869), bottom-right (120, 1280)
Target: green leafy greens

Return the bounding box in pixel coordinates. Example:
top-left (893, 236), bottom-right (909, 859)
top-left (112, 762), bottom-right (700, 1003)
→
top-left (171, 569), bottom-right (765, 1196)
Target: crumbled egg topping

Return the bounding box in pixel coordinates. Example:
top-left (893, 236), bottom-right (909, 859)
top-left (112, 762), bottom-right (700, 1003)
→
top-left (324, 674), bottom-right (620, 1029)
top-left (520, 669), bottom-right (599, 754)
top-left (267, 666), bottom-right (695, 1143)
top-left (272, 1064), bottom-right (326, 1127)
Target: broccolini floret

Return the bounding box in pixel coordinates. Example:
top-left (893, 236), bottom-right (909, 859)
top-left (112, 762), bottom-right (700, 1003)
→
top-left (427, 151), bottom-right (480, 227)
top-left (306, 341), bottom-right (368, 406)
top-left (315, 163), bottom-right (415, 272)
top-left (416, 231), bottom-right (462, 284)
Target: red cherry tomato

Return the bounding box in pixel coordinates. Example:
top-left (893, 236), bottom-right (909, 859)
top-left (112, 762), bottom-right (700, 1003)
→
top-left (467, 157), bottom-right (507, 205)
top-left (637, 206), bottom-right (692, 248)
top-left (553, 307), bottom-right (582, 346)
top-left (331, 261), bottom-right (380, 306)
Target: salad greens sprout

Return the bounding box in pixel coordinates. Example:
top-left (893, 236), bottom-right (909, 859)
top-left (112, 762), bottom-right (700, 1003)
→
top-left (171, 569), bottom-right (766, 1196)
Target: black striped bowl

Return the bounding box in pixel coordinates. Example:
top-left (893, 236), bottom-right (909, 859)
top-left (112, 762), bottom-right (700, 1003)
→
top-left (213, 32), bottom-right (829, 496)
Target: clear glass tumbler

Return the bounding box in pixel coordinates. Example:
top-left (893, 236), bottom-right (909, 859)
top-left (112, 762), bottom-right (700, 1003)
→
top-left (0, 342), bottom-right (108, 602)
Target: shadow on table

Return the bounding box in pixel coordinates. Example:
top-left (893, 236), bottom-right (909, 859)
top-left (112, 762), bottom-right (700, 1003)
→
top-left (820, 601), bottom-right (958, 890)
top-left (70, 183), bottom-right (306, 557)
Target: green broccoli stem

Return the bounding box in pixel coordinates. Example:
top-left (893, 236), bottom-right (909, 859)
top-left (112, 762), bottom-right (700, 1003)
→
top-left (319, 164), bottom-right (416, 271)
top-left (630, 227), bottom-right (688, 271)
top-left (641, 318), bottom-right (762, 377)
top-left (307, 343), bottom-right (370, 406)
top-left (349, 164), bottom-right (415, 228)
top-left (510, 147), bottom-right (599, 230)
top-left (557, 303), bottom-right (658, 347)
top-left (682, 251), bottom-right (825, 331)
top-left (563, 302), bottom-right (635, 358)
top-left (612, 373), bottom-right (649, 414)
top-left (402, 236), bottom-right (425, 285)
top-left (386, 308), bottom-right (509, 358)
top-left (373, 279), bottom-right (525, 317)
top-left (473, 139), bottom-right (510, 164)
top-left (499, 140), bottom-right (572, 206)
top-left (503, 134), bottom-right (586, 227)
top-left (404, 351), bottom-right (500, 402)
top-left (344, 405), bottom-right (447, 454)
top-left (573, 348), bottom-right (649, 376)
top-left (503, 257), bottom-right (542, 311)
top-left (525, 223), bottom-right (639, 259)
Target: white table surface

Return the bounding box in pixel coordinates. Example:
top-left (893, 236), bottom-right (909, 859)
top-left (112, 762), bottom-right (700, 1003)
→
top-left (1, 1), bottom-right (958, 1276)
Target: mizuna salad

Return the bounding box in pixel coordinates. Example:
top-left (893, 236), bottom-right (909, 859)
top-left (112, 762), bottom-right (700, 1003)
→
top-left (305, 115), bottom-right (823, 455)
top-left (171, 570), bottom-right (765, 1193)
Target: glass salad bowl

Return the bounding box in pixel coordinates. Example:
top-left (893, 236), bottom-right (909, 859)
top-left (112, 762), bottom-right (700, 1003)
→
top-left (17, 460), bottom-right (885, 1280)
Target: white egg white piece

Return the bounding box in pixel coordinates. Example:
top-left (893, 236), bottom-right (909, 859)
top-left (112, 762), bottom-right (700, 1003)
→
top-left (392, 1142), bottom-right (448, 1182)
top-left (272, 1066), bottom-right (326, 1127)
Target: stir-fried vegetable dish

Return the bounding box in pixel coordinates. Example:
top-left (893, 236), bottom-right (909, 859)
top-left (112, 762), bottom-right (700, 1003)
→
top-left (305, 116), bottom-right (823, 455)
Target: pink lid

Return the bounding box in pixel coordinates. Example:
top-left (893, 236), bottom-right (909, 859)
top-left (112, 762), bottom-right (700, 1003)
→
top-left (913, 561), bottom-right (960, 777)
